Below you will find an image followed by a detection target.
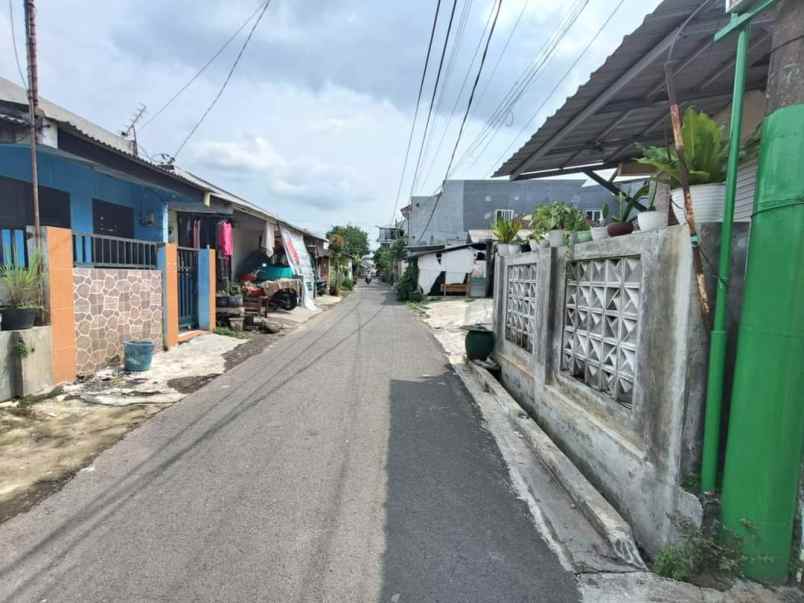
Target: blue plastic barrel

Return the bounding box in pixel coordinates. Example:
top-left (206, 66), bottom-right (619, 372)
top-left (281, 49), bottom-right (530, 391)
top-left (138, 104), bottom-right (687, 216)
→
top-left (124, 340), bottom-right (154, 372)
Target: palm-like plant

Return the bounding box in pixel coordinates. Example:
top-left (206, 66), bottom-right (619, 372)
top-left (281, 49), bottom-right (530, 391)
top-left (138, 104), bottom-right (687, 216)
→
top-left (637, 108), bottom-right (727, 186)
top-left (0, 251), bottom-right (45, 308)
top-left (492, 216), bottom-right (523, 243)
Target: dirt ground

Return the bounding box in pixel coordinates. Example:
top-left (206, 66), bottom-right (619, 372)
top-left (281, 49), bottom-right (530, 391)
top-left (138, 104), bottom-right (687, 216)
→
top-left (0, 328), bottom-right (286, 525)
top-left (0, 398), bottom-right (158, 524)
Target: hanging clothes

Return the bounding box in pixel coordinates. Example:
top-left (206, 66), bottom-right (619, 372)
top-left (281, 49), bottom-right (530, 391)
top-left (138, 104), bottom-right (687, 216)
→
top-left (217, 221), bottom-right (233, 257)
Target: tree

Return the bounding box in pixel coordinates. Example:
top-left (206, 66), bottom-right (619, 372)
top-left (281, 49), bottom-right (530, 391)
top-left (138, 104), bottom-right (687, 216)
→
top-left (326, 225), bottom-right (369, 273)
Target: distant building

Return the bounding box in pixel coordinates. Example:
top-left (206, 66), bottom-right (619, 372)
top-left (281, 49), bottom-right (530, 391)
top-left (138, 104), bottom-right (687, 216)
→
top-left (399, 178), bottom-right (646, 249)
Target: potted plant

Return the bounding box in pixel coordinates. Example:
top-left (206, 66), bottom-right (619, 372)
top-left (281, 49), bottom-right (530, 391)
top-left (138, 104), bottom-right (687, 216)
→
top-left (635, 181), bottom-right (666, 232)
top-left (531, 202), bottom-right (589, 247)
top-left (0, 252), bottom-right (44, 331)
top-left (492, 216), bottom-right (523, 256)
top-left (604, 195), bottom-right (635, 237)
top-left (637, 107), bottom-right (727, 224)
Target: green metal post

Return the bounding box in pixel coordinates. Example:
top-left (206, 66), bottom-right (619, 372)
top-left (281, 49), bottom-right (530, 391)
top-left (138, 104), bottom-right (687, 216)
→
top-left (700, 23), bottom-right (750, 494)
top-left (720, 102), bottom-right (804, 582)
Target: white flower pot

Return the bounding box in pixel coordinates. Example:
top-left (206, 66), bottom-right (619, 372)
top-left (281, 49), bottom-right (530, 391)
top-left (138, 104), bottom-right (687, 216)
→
top-left (590, 226), bottom-right (609, 241)
top-left (547, 230), bottom-right (565, 247)
top-left (637, 210), bottom-right (667, 232)
top-left (496, 243), bottom-right (519, 256)
top-left (671, 183), bottom-right (726, 224)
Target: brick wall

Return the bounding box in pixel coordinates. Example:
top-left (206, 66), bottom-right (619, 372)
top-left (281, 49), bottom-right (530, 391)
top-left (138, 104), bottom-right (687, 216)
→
top-left (73, 267), bottom-right (163, 375)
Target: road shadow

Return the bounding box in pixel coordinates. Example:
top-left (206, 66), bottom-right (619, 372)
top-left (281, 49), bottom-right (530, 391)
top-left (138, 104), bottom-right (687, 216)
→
top-left (380, 373), bottom-right (580, 602)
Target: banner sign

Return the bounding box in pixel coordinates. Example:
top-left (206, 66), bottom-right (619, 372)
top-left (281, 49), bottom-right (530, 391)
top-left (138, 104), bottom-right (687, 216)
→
top-left (280, 225), bottom-right (317, 311)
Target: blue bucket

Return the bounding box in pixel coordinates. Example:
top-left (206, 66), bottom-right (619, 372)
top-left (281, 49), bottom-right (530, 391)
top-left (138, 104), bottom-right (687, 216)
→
top-left (124, 340), bottom-right (154, 372)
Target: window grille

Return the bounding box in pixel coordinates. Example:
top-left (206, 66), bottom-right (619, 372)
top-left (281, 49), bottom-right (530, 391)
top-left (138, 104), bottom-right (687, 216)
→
top-left (561, 257), bottom-right (641, 408)
top-left (505, 263), bottom-right (539, 352)
top-left (495, 209), bottom-right (514, 222)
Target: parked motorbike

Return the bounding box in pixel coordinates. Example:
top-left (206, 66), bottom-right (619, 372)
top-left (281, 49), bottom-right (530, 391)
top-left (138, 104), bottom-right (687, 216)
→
top-left (365, 275), bottom-right (372, 285)
top-left (267, 289), bottom-right (298, 311)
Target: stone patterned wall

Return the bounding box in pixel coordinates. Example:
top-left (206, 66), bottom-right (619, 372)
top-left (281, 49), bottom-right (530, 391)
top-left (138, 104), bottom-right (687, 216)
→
top-left (73, 267), bottom-right (163, 375)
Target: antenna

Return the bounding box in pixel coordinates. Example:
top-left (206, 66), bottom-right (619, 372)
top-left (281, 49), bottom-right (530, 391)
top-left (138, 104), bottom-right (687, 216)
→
top-left (122, 104), bottom-right (147, 156)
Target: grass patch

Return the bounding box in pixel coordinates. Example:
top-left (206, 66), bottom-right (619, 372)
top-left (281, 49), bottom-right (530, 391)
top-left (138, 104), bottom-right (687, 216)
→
top-left (653, 515), bottom-right (765, 586)
top-left (214, 326), bottom-right (250, 339)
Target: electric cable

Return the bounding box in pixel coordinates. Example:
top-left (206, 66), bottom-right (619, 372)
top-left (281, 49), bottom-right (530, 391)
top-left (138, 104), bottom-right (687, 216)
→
top-left (489, 0), bottom-right (627, 175)
top-left (406, 0), bottom-right (460, 199)
top-left (141, 0), bottom-right (266, 130)
top-left (417, 0), bottom-right (504, 241)
top-left (388, 0), bottom-right (443, 225)
top-left (8, 0), bottom-right (26, 86)
top-left (171, 0), bottom-right (272, 162)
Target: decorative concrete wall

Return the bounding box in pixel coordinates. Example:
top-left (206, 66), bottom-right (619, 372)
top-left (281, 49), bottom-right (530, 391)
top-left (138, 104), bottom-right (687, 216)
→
top-left (73, 267), bottom-right (163, 375)
top-left (492, 225), bottom-right (722, 557)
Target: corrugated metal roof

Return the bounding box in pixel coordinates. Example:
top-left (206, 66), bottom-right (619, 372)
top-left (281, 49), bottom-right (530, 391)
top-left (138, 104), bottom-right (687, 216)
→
top-left (494, 0), bottom-right (775, 178)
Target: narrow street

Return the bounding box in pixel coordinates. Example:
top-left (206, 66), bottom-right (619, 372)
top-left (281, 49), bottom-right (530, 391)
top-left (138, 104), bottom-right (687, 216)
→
top-left (0, 285), bottom-right (579, 602)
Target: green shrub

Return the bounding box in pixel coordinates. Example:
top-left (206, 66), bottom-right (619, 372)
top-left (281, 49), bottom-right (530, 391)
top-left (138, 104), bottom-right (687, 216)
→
top-left (653, 516), bottom-right (747, 584)
top-left (397, 261), bottom-right (420, 302)
top-left (341, 277), bottom-right (353, 291)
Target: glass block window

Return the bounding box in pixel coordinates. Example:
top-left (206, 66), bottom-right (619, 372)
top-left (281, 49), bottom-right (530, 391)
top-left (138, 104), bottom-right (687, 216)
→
top-left (561, 257), bottom-right (642, 408)
top-left (505, 263), bottom-right (539, 353)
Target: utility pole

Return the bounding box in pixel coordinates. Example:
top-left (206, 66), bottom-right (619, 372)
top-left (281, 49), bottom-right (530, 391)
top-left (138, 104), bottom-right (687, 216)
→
top-left (24, 0), bottom-right (41, 246)
top-left (720, 0), bottom-right (804, 583)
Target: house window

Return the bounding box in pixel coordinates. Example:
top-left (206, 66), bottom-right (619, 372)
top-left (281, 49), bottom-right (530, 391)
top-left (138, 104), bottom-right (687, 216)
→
top-left (495, 209), bottom-right (514, 222)
top-left (93, 199), bottom-right (134, 238)
top-left (0, 176), bottom-right (71, 228)
top-left (561, 256), bottom-right (642, 409)
top-left (585, 209), bottom-right (602, 223)
top-left (505, 263), bottom-right (539, 353)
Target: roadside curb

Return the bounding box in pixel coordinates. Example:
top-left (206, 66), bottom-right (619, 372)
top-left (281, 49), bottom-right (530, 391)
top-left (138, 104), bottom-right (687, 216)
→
top-left (466, 360), bottom-right (647, 570)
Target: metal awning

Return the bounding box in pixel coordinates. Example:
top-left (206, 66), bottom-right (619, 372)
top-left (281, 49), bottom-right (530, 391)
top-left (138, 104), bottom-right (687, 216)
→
top-left (494, 0), bottom-right (776, 180)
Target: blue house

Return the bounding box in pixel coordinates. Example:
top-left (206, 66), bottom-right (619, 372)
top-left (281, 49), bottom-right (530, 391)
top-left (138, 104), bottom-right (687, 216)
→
top-left (0, 76), bottom-right (206, 255)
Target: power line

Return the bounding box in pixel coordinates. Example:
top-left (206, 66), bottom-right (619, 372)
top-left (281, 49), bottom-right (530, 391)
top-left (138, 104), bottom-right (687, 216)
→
top-left (141, 0), bottom-right (265, 130)
top-left (418, 0), bottom-right (504, 242)
top-left (388, 0), bottom-right (443, 226)
top-left (490, 0), bottom-right (627, 174)
top-left (451, 0), bottom-right (588, 175)
top-left (418, 0), bottom-right (494, 190)
top-left (171, 0), bottom-right (272, 162)
top-left (8, 0), bottom-right (26, 86)
top-left (407, 0), bottom-right (460, 198)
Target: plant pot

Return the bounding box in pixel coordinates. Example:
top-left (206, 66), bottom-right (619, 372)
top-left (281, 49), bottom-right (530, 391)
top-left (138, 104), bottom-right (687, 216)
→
top-left (671, 183), bottom-right (726, 224)
top-left (637, 210), bottom-right (667, 232)
top-left (496, 243), bottom-right (519, 256)
top-left (547, 230), bottom-right (566, 247)
top-left (574, 231), bottom-right (592, 243)
top-left (590, 226), bottom-right (609, 241)
top-left (607, 222), bottom-right (634, 237)
top-left (1, 307), bottom-right (37, 330)
top-left (465, 326), bottom-right (495, 361)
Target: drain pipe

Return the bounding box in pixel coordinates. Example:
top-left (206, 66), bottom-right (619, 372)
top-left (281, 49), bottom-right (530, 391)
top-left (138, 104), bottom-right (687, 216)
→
top-left (699, 17), bottom-right (750, 494)
top-left (721, 0), bottom-right (804, 582)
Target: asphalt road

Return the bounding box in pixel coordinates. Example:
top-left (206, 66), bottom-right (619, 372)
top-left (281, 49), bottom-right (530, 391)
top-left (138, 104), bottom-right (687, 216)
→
top-left (0, 285), bottom-right (579, 602)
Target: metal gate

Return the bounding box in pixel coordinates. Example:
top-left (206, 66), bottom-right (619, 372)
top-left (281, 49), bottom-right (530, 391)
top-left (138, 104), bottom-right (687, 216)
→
top-left (177, 247), bottom-right (199, 330)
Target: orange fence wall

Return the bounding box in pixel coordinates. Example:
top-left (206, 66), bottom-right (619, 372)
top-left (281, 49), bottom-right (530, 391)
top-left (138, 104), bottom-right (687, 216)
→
top-left (45, 227), bottom-right (77, 384)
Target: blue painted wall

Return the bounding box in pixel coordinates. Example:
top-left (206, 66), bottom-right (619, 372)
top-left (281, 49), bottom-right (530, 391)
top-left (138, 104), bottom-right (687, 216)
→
top-left (197, 248), bottom-right (212, 330)
top-left (0, 144), bottom-right (198, 242)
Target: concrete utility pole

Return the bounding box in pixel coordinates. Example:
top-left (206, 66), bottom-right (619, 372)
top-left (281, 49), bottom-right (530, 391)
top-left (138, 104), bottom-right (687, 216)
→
top-left (720, 0), bottom-right (804, 583)
top-left (24, 0), bottom-right (41, 245)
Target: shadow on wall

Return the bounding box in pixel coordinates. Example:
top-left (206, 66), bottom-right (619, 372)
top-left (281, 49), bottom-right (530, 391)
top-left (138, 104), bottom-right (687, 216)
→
top-left (380, 375), bottom-right (579, 602)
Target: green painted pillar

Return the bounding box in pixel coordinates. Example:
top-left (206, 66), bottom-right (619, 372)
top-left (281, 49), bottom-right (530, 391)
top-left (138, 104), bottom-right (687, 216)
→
top-left (720, 102), bottom-right (804, 582)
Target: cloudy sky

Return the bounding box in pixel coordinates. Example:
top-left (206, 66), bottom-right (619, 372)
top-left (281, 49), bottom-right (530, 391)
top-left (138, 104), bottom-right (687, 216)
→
top-left (1, 0), bottom-right (661, 239)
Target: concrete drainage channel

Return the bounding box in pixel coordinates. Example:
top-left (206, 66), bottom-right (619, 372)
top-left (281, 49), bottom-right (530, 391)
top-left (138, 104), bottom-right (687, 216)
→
top-left (449, 357), bottom-right (801, 602)
top-left (451, 357), bottom-right (644, 575)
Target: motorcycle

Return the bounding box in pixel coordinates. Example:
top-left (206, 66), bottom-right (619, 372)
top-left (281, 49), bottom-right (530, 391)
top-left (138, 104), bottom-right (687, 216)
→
top-left (267, 289), bottom-right (298, 311)
top-left (365, 275), bottom-right (372, 285)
